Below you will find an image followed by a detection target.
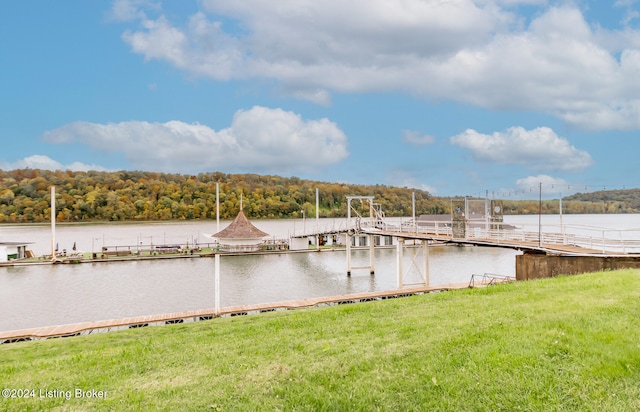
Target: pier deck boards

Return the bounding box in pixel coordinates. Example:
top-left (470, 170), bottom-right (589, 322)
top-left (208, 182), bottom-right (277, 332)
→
top-left (0, 280), bottom-right (503, 343)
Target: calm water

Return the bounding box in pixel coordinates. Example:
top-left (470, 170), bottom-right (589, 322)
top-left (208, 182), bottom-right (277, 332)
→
top-left (1, 215), bottom-right (638, 332)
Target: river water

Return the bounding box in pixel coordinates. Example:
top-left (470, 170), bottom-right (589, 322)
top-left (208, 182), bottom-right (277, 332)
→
top-left (1, 215), bottom-right (639, 332)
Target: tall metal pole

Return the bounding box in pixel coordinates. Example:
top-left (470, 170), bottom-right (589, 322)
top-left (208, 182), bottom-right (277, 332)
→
top-left (423, 239), bottom-right (430, 287)
top-left (346, 197), bottom-right (352, 276)
top-left (397, 238), bottom-right (404, 288)
top-left (485, 189), bottom-right (489, 233)
top-left (214, 253), bottom-right (220, 315)
top-left (369, 234), bottom-right (375, 274)
top-left (51, 186), bottom-right (56, 261)
top-left (316, 187), bottom-right (320, 250)
top-left (412, 192), bottom-right (416, 233)
top-left (559, 192), bottom-right (564, 242)
top-left (538, 182), bottom-right (542, 248)
top-left (346, 234), bottom-right (351, 276)
top-left (216, 183), bottom-right (220, 233)
top-left (464, 196), bottom-right (469, 239)
top-left (369, 197), bottom-right (375, 274)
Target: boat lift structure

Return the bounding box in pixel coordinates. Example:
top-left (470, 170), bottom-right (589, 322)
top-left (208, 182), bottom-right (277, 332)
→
top-left (344, 195), bottom-right (431, 289)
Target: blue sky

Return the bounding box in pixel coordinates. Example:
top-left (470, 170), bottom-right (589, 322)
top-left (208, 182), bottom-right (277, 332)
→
top-left (1, 1), bottom-right (640, 199)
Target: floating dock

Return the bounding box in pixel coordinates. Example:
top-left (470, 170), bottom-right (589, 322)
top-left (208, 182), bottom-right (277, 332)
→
top-left (0, 278), bottom-right (511, 344)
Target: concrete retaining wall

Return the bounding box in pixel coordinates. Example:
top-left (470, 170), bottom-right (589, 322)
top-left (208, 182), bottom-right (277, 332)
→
top-left (516, 252), bottom-right (640, 281)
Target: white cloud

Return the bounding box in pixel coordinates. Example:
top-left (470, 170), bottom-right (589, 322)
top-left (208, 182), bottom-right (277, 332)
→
top-left (108, 0), bottom-right (159, 22)
top-left (515, 175), bottom-right (571, 195)
top-left (0, 155), bottom-right (108, 172)
top-left (403, 130), bottom-right (435, 146)
top-left (615, 0), bottom-right (637, 7)
top-left (623, 10), bottom-right (640, 26)
top-left (115, 2), bottom-right (640, 130)
top-left (498, 0), bottom-right (547, 5)
top-left (41, 106), bottom-right (349, 174)
top-left (450, 126), bottom-right (593, 172)
top-left (122, 16), bottom-right (188, 68)
top-left (386, 170), bottom-right (437, 194)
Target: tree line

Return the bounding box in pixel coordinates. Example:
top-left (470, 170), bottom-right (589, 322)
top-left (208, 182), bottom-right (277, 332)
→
top-left (0, 169), bottom-right (448, 223)
top-left (501, 189), bottom-right (640, 215)
top-left (0, 169), bottom-right (638, 223)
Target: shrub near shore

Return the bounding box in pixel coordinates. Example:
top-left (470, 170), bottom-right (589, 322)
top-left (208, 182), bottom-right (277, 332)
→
top-left (2, 269), bottom-right (640, 410)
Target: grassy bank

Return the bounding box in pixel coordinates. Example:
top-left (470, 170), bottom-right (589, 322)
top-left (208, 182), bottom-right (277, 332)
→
top-left (2, 270), bottom-right (640, 411)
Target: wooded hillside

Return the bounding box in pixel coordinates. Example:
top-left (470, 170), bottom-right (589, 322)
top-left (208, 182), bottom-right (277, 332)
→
top-left (0, 169), bottom-right (638, 223)
top-left (496, 189), bottom-right (640, 215)
top-left (564, 189), bottom-right (640, 213)
top-left (0, 169), bottom-right (447, 223)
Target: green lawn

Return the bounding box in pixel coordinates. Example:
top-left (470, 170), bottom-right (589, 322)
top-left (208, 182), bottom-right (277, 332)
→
top-left (2, 269), bottom-right (640, 411)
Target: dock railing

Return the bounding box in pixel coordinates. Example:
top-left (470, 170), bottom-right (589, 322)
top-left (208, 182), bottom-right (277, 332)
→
top-left (385, 218), bottom-right (640, 254)
top-left (465, 221), bottom-right (640, 254)
top-left (290, 216), bottom-right (640, 255)
top-left (469, 273), bottom-right (515, 288)
top-left (290, 220), bottom-right (350, 238)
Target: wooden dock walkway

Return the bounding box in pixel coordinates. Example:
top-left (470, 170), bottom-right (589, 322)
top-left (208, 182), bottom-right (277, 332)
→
top-left (0, 279), bottom-right (510, 344)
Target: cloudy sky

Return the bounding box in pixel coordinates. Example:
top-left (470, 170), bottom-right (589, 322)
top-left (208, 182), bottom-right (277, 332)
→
top-left (2, 1), bottom-right (640, 198)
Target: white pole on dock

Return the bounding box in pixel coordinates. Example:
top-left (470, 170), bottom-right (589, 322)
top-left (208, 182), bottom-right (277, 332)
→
top-left (397, 238), bottom-right (404, 288)
top-left (346, 234), bottom-right (351, 276)
top-left (559, 193), bottom-right (564, 243)
top-left (316, 187), bottom-right (320, 250)
top-left (216, 183), bottom-right (220, 233)
top-left (412, 192), bottom-right (416, 234)
top-left (51, 186), bottom-right (56, 261)
top-left (346, 197), bottom-right (352, 276)
top-left (369, 234), bottom-right (375, 274)
top-left (215, 253), bottom-right (220, 315)
top-left (423, 239), bottom-right (430, 287)
top-left (369, 197), bottom-right (375, 274)
top-left (538, 182), bottom-right (542, 248)
top-left (485, 190), bottom-right (489, 233)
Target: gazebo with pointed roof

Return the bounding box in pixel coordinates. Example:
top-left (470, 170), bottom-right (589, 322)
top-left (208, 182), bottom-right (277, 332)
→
top-left (212, 209), bottom-right (269, 252)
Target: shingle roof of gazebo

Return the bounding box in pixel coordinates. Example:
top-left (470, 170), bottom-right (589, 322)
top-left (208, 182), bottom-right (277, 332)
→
top-left (213, 210), bottom-right (268, 239)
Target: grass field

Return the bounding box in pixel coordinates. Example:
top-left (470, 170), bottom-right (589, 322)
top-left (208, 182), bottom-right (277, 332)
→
top-left (2, 269), bottom-right (640, 411)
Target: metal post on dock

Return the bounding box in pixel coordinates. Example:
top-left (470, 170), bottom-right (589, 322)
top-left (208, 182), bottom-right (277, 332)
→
top-left (369, 234), bottom-right (375, 274)
top-left (485, 190), bottom-right (489, 234)
top-left (216, 183), bottom-right (220, 233)
top-left (559, 193), bottom-right (565, 244)
top-left (214, 253), bottom-right (221, 315)
top-left (412, 192), bottom-right (416, 234)
top-left (368, 197), bottom-right (375, 274)
top-left (464, 196), bottom-right (469, 239)
top-left (346, 197), bottom-right (353, 276)
top-left (423, 239), bottom-right (430, 287)
top-left (346, 232), bottom-right (352, 276)
top-left (316, 188), bottom-right (320, 251)
top-left (538, 182), bottom-right (542, 248)
top-left (397, 238), bottom-right (404, 288)
top-left (50, 186), bottom-right (56, 262)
